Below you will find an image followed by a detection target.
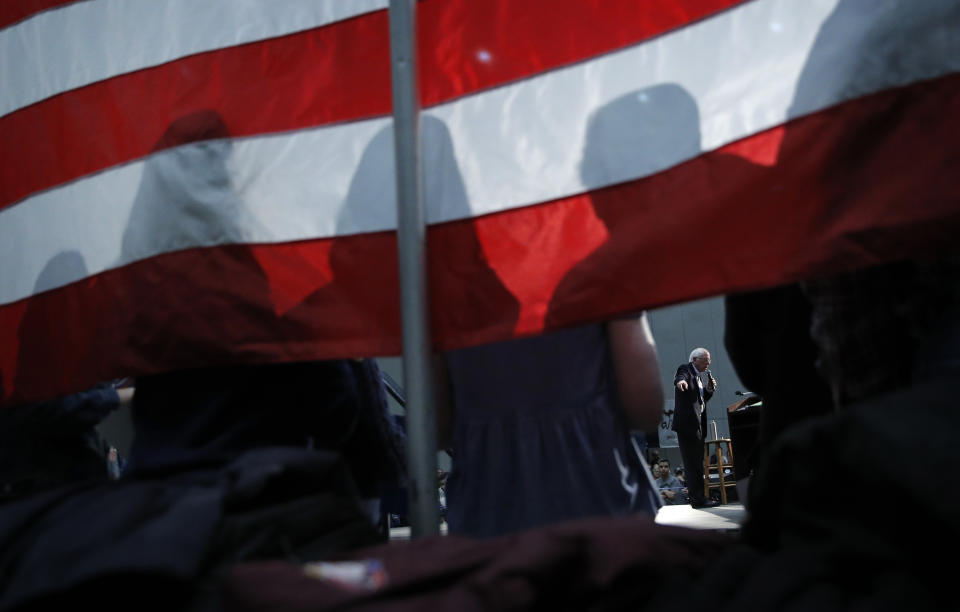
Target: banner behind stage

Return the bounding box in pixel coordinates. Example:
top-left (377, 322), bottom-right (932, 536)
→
top-left (658, 400), bottom-right (678, 449)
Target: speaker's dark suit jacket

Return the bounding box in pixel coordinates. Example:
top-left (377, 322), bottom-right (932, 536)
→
top-left (671, 362), bottom-right (712, 440)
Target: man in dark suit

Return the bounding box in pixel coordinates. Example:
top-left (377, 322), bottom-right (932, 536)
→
top-left (672, 347), bottom-right (719, 508)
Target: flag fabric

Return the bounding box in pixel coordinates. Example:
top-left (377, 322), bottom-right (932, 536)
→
top-left (2, 0), bottom-right (959, 405)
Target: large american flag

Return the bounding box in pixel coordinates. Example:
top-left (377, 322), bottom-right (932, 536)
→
top-left (2, 0), bottom-right (959, 404)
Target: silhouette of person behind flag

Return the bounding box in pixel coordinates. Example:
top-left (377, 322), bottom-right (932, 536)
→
top-left (283, 115), bottom-right (519, 356)
top-left (116, 109), bottom-right (281, 376)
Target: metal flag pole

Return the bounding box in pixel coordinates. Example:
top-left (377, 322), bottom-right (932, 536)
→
top-left (388, 0), bottom-right (440, 538)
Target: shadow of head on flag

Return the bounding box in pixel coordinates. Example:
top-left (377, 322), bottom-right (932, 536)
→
top-left (288, 115), bottom-right (519, 356)
top-left (14, 251), bottom-right (96, 402)
top-left (112, 110), bottom-right (280, 378)
top-left (546, 82), bottom-right (763, 330)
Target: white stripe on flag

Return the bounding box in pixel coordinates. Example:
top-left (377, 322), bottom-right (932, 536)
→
top-left (0, 0), bottom-right (388, 118)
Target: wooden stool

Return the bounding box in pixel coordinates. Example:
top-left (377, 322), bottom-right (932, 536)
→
top-left (703, 438), bottom-right (736, 504)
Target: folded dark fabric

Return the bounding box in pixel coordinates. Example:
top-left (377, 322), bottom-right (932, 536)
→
top-left (0, 383), bottom-right (120, 500)
top-left (0, 447), bottom-right (382, 612)
top-left (126, 360), bottom-right (406, 499)
top-left (221, 514), bottom-right (732, 612)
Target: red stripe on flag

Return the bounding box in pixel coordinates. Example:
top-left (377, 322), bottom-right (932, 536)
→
top-left (0, 0), bottom-right (745, 210)
top-left (3, 74), bottom-right (958, 406)
top-left (417, 0), bottom-right (746, 104)
top-left (0, 0), bottom-right (79, 30)
top-left (1, 12), bottom-right (394, 212)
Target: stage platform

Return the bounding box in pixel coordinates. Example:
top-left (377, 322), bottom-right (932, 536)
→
top-left (390, 502), bottom-right (746, 540)
top-left (389, 524), bottom-right (447, 540)
top-left (654, 502), bottom-right (746, 532)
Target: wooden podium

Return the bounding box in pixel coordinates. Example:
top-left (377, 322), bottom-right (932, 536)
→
top-left (726, 392), bottom-right (762, 481)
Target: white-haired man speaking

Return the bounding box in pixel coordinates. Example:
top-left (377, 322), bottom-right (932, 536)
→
top-left (671, 348), bottom-right (719, 508)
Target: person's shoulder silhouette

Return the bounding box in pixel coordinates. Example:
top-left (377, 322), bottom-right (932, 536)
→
top-left (287, 116), bottom-right (518, 353)
top-left (547, 83), bottom-right (761, 327)
top-left (117, 110), bottom-right (277, 373)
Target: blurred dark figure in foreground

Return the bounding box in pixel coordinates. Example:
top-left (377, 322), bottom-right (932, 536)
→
top-left (726, 256), bottom-right (960, 506)
top-left (716, 255), bottom-right (960, 609)
top-left (438, 315), bottom-right (664, 538)
top-left (124, 359), bottom-right (405, 508)
top-left (0, 381), bottom-right (131, 501)
top-left (724, 283), bottom-right (834, 492)
top-left (0, 358), bottom-right (406, 612)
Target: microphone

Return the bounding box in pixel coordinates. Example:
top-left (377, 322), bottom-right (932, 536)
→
top-left (706, 369), bottom-right (717, 389)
